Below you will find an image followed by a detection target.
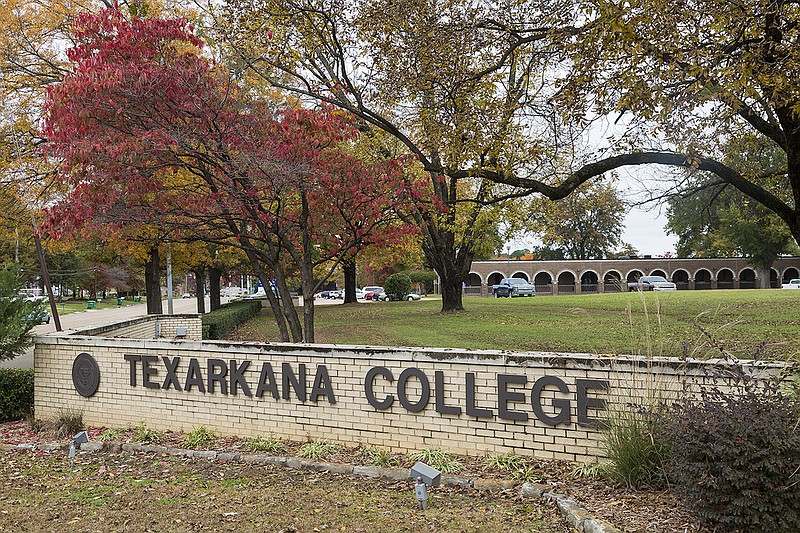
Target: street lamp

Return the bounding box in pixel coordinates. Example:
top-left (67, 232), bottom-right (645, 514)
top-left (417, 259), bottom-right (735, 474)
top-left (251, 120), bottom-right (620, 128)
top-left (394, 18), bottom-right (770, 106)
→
top-left (507, 247), bottom-right (511, 278)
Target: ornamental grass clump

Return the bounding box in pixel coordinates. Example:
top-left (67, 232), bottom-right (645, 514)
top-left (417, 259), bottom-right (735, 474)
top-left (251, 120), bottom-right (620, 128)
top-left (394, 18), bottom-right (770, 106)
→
top-left (183, 426), bottom-right (216, 449)
top-left (660, 364), bottom-right (800, 532)
top-left (603, 408), bottom-right (669, 489)
top-left (244, 435), bottom-right (286, 454)
top-left (409, 448), bottom-right (463, 474)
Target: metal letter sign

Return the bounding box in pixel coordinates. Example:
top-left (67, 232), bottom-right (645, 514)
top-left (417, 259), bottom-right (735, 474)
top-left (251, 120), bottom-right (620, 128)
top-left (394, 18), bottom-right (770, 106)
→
top-left (72, 352), bottom-right (100, 397)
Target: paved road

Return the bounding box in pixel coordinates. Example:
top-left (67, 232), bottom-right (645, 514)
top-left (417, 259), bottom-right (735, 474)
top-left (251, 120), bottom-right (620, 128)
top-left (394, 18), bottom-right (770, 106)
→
top-left (0, 297), bottom-right (214, 370)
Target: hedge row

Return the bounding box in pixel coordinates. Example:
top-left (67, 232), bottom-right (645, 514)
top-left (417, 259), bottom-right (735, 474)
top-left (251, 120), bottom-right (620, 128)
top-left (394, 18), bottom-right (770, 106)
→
top-left (0, 368), bottom-right (34, 421)
top-left (202, 300), bottom-right (262, 340)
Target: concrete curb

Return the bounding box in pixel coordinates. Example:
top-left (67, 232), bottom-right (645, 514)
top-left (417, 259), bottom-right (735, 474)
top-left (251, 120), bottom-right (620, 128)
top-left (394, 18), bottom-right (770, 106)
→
top-left (3, 441), bottom-right (621, 531)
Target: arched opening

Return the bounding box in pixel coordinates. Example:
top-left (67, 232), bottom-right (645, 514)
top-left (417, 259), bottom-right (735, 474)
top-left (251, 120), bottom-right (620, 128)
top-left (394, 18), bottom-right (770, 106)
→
top-left (739, 268), bottom-right (757, 289)
top-left (650, 269), bottom-right (667, 278)
top-left (534, 272), bottom-right (553, 295)
top-left (626, 270), bottom-right (645, 283)
top-left (511, 272), bottom-right (530, 281)
top-left (557, 271), bottom-right (576, 294)
top-left (717, 268), bottom-right (734, 289)
top-left (487, 272), bottom-right (504, 287)
top-left (672, 269), bottom-right (690, 290)
top-left (603, 271), bottom-right (623, 293)
top-left (695, 269), bottom-right (712, 290)
top-left (783, 267), bottom-right (800, 283)
top-left (580, 271), bottom-right (599, 293)
top-left (464, 272), bottom-right (482, 296)
top-left (770, 268), bottom-right (779, 288)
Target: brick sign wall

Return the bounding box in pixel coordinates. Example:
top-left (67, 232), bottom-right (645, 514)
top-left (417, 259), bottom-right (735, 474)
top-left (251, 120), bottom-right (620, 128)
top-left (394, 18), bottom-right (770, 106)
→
top-left (33, 318), bottom-right (776, 462)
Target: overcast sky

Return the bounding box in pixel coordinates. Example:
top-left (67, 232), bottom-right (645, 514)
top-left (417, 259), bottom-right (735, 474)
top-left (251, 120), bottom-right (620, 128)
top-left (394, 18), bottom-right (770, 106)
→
top-left (622, 207), bottom-right (677, 257)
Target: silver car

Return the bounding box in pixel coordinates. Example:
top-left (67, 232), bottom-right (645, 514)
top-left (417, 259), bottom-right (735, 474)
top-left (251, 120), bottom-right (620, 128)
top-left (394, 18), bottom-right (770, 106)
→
top-left (628, 276), bottom-right (677, 291)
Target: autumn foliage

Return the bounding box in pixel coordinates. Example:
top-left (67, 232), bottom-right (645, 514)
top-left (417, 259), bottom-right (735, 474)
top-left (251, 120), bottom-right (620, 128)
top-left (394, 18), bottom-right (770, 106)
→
top-left (42, 8), bottom-right (412, 341)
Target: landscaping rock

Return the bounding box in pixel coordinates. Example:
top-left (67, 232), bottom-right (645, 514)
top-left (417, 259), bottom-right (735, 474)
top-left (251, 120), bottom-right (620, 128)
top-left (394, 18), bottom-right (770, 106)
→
top-left (519, 482), bottom-right (550, 498)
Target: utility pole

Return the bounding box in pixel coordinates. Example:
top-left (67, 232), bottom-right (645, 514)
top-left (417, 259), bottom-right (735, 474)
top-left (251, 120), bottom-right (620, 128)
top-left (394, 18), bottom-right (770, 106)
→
top-left (33, 228), bottom-right (62, 332)
top-left (166, 242), bottom-right (174, 314)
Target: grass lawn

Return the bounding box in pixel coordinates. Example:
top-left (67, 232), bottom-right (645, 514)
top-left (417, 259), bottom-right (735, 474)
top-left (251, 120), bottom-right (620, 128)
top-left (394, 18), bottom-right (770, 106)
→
top-left (50, 297), bottom-right (142, 315)
top-left (232, 290), bottom-right (800, 360)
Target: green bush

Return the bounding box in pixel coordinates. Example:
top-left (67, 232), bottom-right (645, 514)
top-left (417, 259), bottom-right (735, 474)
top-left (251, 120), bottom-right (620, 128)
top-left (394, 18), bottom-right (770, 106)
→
top-left (202, 300), bottom-right (261, 340)
top-left (661, 369), bottom-right (800, 531)
top-left (0, 368), bottom-right (34, 421)
top-left (405, 270), bottom-right (436, 293)
top-left (384, 273), bottom-right (411, 299)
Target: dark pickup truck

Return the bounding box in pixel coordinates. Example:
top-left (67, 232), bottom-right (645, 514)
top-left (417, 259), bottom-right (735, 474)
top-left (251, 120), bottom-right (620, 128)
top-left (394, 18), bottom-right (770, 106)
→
top-left (492, 278), bottom-right (536, 297)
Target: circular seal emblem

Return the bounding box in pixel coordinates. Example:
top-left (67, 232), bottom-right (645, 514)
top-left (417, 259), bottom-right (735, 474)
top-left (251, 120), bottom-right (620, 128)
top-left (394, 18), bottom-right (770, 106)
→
top-left (72, 352), bottom-right (100, 398)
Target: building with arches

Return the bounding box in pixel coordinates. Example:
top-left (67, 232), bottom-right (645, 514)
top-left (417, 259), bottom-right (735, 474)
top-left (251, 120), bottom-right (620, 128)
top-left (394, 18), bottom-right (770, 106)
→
top-left (461, 257), bottom-right (800, 296)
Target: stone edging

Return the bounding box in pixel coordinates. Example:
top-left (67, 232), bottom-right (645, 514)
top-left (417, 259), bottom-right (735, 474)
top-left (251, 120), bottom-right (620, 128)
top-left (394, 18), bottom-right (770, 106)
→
top-left (2, 441), bottom-right (621, 532)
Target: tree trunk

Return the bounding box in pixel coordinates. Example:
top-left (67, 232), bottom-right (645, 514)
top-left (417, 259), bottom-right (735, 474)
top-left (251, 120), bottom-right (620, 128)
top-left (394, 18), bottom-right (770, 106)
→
top-left (275, 275), bottom-right (303, 342)
top-left (145, 246), bottom-right (163, 315)
top-left (342, 258), bottom-right (358, 304)
top-left (439, 269), bottom-right (466, 312)
top-left (759, 264), bottom-right (772, 289)
top-left (209, 267), bottom-right (222, 311)
top-left (301, 269), bottom-right (315, 343)
top-left (420, 223), bottom-right (472, 313)
top-left (194, 268), bottom-right (206, 313)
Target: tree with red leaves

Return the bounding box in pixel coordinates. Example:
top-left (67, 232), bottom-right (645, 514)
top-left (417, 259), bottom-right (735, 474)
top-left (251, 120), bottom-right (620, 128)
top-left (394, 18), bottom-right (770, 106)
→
top-left (42, 8), bottom-right (409, 341)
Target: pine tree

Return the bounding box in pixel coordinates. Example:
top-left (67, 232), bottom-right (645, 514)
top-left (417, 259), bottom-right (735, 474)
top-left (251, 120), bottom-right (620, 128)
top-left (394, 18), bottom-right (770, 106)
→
top-left (0, 265), bottom-right (43, 361)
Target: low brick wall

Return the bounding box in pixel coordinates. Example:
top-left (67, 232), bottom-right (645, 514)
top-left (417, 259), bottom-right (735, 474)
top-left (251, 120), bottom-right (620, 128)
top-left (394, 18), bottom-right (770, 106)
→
top-left (33, 316), bottom-right (779, 462)
top-left (76, 314), bottom-right (203, 340)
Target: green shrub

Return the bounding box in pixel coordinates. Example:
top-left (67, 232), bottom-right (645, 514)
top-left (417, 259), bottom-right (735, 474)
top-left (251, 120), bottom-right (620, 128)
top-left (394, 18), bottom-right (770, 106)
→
top-left (485, 452), bottom-right (526, 472)
top-left (405, 270), bottom-right (437, 293)
top-left (244, 436), bottom-right (287, 454)
top-left (409, 448), bottom-right (463, 474)
top-left (202, 300), bottom-right (261, 340)
top-left (603, 409), bottom-right (668, 488)
top-left (384, 273), bottom-right (412, 299)
top-left (132, 422), bottom-right (162, 444)
top-left (298, 440), bottom-right (340, 460)
top-left (184, 426), bottom-right (216, 449)
top-left (360, 447), bottom-right (399, 468)
top-left (0, 368), bottom-right (34, 421)
top-left (661, 368), bottom-right (800, 531)
top-left (97, 428), bottom-right (125, 442)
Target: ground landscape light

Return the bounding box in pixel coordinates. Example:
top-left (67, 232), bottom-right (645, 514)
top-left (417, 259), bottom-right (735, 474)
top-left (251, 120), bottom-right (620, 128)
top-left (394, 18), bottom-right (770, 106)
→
top-left (411, 462), bottom-right (441, 510)
top-left (69, 431), bottom-right (89, 467)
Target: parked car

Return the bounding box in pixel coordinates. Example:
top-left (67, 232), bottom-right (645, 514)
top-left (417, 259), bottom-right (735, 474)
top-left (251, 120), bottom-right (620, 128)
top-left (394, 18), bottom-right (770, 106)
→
top-left (492, 278), bottom-right (536, 297)
top-left (328, 289), bottom-right (343, 299)
top-left (627, 275), bottom-right (677, 291)
top-left (781, 279), bottom-right (800, 289)
top-left (380, 291), bottom-right (421, 301)
top-left (363, 287), bottom-right (383, 300)
top-left (369, 288), bottom-right (387, 301)
top-left (22, 309), bottom-right (50, 325)
top-left (362, 286), bottom-right (382, 295)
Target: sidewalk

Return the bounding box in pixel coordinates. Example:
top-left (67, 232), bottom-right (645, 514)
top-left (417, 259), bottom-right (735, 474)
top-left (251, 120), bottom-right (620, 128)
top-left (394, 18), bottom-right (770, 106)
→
top-left (0, 297), bottom-right (213, 369)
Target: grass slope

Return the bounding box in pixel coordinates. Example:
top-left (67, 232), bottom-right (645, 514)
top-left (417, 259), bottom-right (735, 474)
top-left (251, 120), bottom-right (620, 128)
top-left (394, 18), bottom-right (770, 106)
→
top-left (233, 290), bottom-right (800, 360)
